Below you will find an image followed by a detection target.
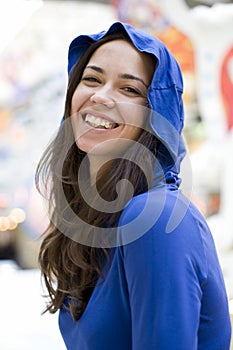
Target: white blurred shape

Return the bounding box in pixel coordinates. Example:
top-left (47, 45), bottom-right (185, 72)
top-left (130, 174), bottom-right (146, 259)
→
top-left (0, 0), bottom-right (43, 53)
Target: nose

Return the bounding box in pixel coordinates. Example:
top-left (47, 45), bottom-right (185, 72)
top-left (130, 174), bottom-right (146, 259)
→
top-left (90, 86), bottom-right (115, 108)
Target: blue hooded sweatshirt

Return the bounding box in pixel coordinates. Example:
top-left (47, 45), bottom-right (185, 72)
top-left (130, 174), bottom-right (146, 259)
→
top-left (59, 22), bottom-right (231, 349)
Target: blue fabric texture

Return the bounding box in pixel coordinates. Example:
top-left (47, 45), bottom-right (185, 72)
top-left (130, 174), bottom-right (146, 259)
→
top-left (59, 22), bottom-right (231, 349)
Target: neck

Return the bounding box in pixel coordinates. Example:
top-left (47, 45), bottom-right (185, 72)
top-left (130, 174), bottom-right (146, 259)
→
top-left (88, 154), bottom-right (111, 186)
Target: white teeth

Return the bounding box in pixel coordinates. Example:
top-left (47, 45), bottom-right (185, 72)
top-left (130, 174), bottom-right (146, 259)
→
top-left (85, 114), bottom-right (116, 129)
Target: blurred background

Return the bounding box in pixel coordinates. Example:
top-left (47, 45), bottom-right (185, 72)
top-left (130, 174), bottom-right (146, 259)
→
top-left (0, 0), bottom-right (232, 348)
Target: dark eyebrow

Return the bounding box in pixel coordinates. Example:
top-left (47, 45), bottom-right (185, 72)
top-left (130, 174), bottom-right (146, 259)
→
top-left (85, 65), bottom-right (147, 88)
top-left (119, 73), bottom-right (147, 88)
top-left (85, 65), bottom-right (104, 74)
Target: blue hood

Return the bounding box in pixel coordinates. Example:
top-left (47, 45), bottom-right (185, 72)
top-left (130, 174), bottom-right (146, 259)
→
top-left (67, 22), bottom-right (186, 188)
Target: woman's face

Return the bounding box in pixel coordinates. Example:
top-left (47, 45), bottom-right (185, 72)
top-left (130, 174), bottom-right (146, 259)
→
top-left (71, 39), bottom-right (155, 158)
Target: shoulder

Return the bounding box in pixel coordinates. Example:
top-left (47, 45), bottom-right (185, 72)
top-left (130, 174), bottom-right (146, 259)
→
top-left (116, 188), bottom-right (213, 289)
top-left (118, 187), bottom-right (209, 241)
top-left (117, 188), bottom-right (213, 275)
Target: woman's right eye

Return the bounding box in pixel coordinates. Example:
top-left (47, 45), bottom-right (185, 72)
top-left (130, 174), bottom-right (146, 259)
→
top-left (82, 76), bottom-right (100, 83)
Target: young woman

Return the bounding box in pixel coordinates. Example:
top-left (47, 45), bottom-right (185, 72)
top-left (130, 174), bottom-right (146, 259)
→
top-left (36, 22), bottom-right (231, 349)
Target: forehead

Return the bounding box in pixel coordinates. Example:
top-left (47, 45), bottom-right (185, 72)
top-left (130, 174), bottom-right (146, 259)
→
top-left (87, 39), bottom-right (148, 67)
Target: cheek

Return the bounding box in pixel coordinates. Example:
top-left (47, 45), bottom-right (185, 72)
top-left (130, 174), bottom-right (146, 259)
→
top-left (122, 110), bottom-right (146, 141)
top-left (71, 90), bottom-right (80, 114)
top-left (119, 104), bottom-right (146, 127)
top-left (71, 86), bottom-right (89, 114)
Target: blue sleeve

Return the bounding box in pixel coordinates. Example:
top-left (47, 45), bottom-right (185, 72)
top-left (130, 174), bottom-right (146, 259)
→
top-left (118, 191), bottom-right (209, 350)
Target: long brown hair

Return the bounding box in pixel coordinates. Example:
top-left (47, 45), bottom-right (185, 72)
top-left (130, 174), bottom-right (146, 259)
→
top-left (36, 30), bottom-right (158, 321)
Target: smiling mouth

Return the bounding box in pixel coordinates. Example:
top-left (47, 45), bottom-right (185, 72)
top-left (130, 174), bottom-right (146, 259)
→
top-left (83, 113), bottom-right (119, 129)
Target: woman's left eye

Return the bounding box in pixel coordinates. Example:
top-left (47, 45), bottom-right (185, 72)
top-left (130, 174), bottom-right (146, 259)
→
top-left (123, 87), bottom-right (141, 95)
